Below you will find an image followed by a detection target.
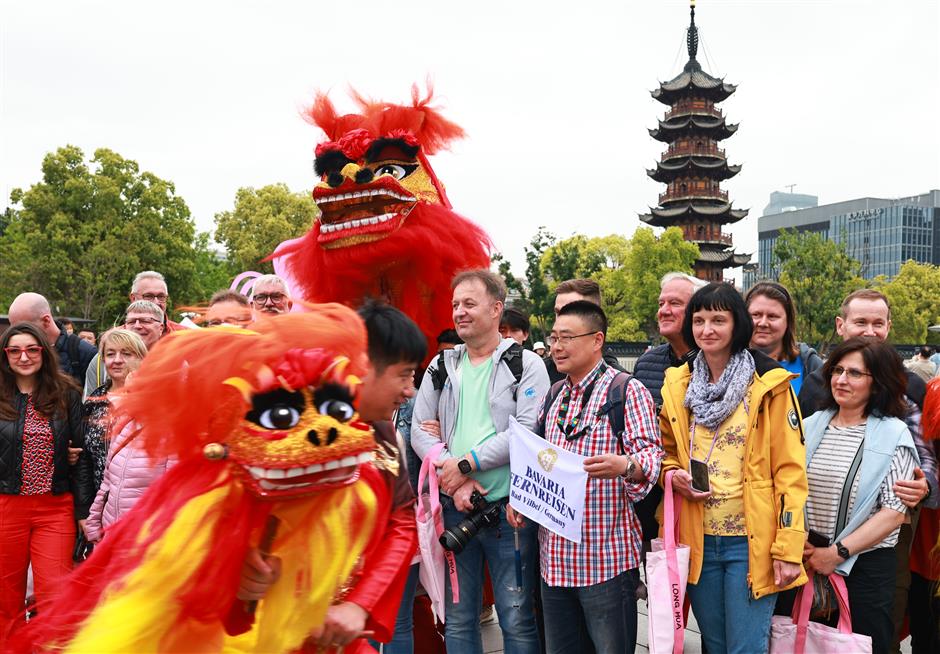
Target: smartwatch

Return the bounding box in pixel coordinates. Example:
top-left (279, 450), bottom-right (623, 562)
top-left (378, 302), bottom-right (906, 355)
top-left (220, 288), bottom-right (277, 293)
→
top-left (835, 541), bottom-right (850, 560)
top-left (457, 458), bottom-right (473, 475)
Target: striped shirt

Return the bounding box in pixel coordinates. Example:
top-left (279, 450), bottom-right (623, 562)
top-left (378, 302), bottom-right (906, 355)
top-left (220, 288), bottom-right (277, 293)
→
top-left (538, 361), bottom-right (663, 587)
top-left (805, 422), bottom-right (914, 549)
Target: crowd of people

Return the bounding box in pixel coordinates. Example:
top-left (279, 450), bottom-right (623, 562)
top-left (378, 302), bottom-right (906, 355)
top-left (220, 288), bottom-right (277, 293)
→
top-left (1, 266), bottom-right (938, 653)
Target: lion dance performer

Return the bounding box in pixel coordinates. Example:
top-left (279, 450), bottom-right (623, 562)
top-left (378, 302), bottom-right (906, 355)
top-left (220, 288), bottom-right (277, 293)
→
top-left (10, 307), bottom-right (403, 653)
top-left (270, 85), bottom-right (491, 352)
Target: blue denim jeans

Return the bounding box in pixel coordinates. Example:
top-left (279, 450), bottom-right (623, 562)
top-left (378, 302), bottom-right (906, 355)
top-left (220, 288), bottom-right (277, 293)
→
top-left (541, 570), bottom-right (638, 654)
top-left (687, 535), bottom-right (776, 654)
top-left (442, 496), bottom-right (540, 654)
top-left (371, 563), bottom-right (420, 654)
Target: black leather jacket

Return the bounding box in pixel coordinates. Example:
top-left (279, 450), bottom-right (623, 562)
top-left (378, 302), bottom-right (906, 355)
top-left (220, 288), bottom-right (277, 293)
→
top-left (0, 389), bottom-right (95, 519)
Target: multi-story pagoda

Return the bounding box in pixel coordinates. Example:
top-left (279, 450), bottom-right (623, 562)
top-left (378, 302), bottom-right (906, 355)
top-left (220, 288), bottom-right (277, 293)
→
top-left (641, 0), bottom-right (750, 281)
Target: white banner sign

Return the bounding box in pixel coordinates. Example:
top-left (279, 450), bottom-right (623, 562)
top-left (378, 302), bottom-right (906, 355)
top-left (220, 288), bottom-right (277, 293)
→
top-left (507, 416), bottom-right (588, 543)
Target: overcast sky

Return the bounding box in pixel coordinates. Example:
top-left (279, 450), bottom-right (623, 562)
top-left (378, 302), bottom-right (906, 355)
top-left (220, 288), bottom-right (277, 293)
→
top-left (3, 0), bottom-right (938, 281)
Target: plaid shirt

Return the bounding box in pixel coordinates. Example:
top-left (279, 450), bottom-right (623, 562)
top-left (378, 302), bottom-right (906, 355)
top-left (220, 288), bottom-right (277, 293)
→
top-left (538, 361), bottom-right (663, 587)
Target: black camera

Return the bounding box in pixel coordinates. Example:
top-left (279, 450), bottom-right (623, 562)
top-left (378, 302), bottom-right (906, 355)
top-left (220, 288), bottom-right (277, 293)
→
top-left (439, 490), bottom-right (502, 554)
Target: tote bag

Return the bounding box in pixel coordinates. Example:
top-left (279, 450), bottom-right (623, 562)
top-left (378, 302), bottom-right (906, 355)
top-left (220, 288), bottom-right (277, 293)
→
top-left (770, 570), bottom-right (872, 654)
top-left (415, 443), bottom-right (458, 623)
top-left (646, 470), bottom-right (691, 654)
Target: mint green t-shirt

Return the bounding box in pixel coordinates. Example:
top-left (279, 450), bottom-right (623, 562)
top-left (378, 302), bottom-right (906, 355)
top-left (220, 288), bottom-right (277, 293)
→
top-left (450, 353), bottom-right (510, 500)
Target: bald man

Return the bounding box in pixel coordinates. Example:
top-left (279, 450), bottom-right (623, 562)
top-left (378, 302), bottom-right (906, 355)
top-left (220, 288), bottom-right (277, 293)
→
top-left (8, 292), bottom-right (97, 385)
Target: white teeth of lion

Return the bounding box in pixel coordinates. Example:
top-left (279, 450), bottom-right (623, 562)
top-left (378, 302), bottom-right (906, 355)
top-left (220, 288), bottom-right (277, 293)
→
top-left (249, 466), bottom-right (265, 478)
top-left (305, 462), bottom-right (323, 474)
top-left (339, 455), bottom-right (358, 467)
top-left (285, 467), bottom-right (305, 478)
top-left (357, 452), bottom-right (372, 463)
top-left (265, 468), bottom-right (286, 479)
top-left (350, 219), bottom-right (361, 227)
top-left (323, 460), bottom-right (341, 471)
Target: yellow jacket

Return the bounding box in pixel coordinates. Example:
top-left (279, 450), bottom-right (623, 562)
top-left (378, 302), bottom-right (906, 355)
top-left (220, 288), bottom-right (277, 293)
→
top-left (659, 350), bottom-right (808, 598)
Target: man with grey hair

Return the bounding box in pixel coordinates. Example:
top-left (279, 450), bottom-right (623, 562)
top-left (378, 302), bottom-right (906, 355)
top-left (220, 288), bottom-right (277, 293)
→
top-left (8, 292), bottom-right (97, 384)
top-left (250, 274), bottom-right (293, 319)
top-left (83, 300), bottom-right (166, 398)
top-left (630, 271), bottom-right (707, 581)
top-left (633, 272), bottom-right (707, 409)
top-left (129, 270), bottom-right (182, 332)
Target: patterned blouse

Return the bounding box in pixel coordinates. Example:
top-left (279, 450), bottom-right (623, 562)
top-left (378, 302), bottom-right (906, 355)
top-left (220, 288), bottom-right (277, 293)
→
top-left (691, 387), bottom-right (752, 536)
top-left (82, 382), bottom-right (113, 493)
top-left (21, 395), bottom-right (54, 495)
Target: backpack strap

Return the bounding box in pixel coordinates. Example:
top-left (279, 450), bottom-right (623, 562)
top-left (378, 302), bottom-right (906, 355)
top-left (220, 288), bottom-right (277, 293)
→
top-left (429, 350), bottom-right (449, 391)
top-left (597, 371), bottom-right (632, 455)
top-left (535, 379), bottom-right (567, 437)
top-left (66, 334), bottom-right (82, 378)
top-left (501, 342), bottom-right (525, 400)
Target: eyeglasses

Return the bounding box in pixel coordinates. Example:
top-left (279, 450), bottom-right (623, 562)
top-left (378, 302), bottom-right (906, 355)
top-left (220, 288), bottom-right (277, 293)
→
top-left (546, 332), bottom-right (598, 347)
top-left (252, 292), bottom-right (287, 305)
top-left (125, 316), bottom-right (162, 327)
top-left (139, 293), bottom-right (168, 303)
top-left (830, 365), bottom-right (872, 380)
top-left (4, 346), bottom-right (43, 359)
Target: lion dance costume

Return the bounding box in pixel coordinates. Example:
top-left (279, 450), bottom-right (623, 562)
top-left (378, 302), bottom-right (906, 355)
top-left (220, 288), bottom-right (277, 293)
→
top-left (271, 85), bottom-right (492, 352)
top-left (11, 307), bottom-right (405, 653)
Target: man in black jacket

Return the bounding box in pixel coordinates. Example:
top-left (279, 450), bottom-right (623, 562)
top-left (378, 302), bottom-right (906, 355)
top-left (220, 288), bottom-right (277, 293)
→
top-left (7, 292), bottom-right (96, 386)
top-left (545, 279), bottom-right (624, 384)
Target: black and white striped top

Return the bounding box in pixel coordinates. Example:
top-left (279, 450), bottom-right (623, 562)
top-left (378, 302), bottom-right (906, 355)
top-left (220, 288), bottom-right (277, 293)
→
top-left (805, 423), bottom-right (914, 550)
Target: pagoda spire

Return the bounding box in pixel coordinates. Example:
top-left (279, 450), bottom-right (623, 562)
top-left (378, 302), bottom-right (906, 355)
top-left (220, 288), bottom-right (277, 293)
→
top-left (640, 1), bottom-right (751, 282)
top-left (686, 1), bottom-right (699, 65)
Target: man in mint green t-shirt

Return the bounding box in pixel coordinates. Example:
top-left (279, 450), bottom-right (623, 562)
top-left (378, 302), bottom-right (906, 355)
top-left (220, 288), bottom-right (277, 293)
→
top-left (412, 269), bottom-right (549, 654)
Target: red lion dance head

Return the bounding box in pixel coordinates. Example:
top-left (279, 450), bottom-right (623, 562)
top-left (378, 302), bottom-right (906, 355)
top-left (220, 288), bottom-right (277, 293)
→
top-left (270, 85), bottom-right (492, 352)
top-left (12, 308), bottom-right (387, 653)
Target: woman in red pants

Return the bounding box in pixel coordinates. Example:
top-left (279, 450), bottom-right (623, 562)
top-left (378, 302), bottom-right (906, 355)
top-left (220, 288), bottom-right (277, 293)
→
top-left (0, 323), bottom-right (93, 644)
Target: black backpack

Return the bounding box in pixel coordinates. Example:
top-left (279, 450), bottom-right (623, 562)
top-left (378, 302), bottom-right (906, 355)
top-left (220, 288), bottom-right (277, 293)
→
top-left (430, 342), bottom-right (525, 399)
top-left (65, 333), bottom-right (85, 380)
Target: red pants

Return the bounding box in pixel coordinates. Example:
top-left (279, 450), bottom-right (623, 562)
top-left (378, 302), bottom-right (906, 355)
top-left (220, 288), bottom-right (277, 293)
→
top-left (0, 493), bottom-right (75, 643)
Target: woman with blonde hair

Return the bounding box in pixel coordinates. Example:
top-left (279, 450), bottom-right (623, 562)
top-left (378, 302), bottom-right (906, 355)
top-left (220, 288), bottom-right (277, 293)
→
top-left (82, 328), bottom-right (148, 491)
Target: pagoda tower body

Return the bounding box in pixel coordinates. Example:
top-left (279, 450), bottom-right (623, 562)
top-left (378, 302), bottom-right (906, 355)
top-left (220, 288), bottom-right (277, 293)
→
top-left (641, 1), bottom-right (750, 282)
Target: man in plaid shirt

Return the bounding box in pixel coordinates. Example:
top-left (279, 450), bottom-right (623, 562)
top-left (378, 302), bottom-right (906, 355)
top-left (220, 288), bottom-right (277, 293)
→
top-left (508, 300), bottom-right (663, 654)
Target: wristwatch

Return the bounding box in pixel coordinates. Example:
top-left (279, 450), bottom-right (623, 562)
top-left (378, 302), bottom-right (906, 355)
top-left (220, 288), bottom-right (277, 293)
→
top-left (621, 458), bottom-right (637, 480)
top-left (835, 541), bottom-right (850, 560)
top-left (457, 458), bottom-right (473, 475)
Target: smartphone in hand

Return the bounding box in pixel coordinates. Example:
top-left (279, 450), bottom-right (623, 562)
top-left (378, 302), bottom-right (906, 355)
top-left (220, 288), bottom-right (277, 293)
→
top-left (807, 529), bottom-right (830, 548)
top-left (689, 459), bottom-right (710, 493)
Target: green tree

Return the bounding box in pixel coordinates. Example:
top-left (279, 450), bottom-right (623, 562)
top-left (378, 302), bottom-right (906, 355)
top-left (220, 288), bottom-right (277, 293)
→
top-left (214, 184), bottom-right (318, 274)
top-left (0, 146), bottom-right (197, 327)
top-left (773, 230), bottom-right (865, 351)
top-left (523, 227), bottom-right (557, 339)
top-left (182, 232), bottom-right (240, 305)
top-left (874, 261), bottom-right (940, 344)
top-left (618, 227), bottom-right (699, 340)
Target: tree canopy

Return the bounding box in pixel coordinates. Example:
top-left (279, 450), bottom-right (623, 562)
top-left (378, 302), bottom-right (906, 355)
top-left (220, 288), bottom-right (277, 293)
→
top-left (214, 184), bottom-right (318, 275)
top-left (773, 229), bottom-right (865, 351)
top-left (0, 146), bottom-right (207, 327)
top-left (874, 260), bottom-right (940, 345)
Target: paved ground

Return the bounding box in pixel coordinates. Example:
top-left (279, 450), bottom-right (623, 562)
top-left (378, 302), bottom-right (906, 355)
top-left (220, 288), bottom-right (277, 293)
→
top-left (480, 569), bottom-right (913, 653)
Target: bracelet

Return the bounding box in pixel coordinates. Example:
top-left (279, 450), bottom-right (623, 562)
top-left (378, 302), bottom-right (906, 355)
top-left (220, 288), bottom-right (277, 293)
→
top-left (470, 449), bottom-right (481, 471)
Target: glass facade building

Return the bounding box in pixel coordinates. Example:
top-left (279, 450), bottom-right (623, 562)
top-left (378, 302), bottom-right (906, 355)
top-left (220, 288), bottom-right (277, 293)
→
top-left (756, 191), bottom-right (940, 281)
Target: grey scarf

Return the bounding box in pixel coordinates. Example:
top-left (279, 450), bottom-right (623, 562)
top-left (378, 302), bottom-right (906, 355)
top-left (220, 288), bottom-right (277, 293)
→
top-left (684, 349), bottom-right (755, 430)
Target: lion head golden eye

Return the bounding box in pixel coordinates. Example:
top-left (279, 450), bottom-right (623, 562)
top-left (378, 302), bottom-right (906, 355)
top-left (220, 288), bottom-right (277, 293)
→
top-left (258, 405), bottom-right (301, 430)
top-left (374, 164), bottom-right (407, 180)
top-left (318, 400), bottom-right (354, 423)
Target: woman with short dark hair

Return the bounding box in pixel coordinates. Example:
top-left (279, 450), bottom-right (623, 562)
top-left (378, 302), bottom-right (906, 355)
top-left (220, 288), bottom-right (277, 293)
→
top-left (0, 323), bottom-right (93, 643)
top-left (800, 337), bottom-right (918, 652)
top-left (661, 282), bottom-right (808, 653)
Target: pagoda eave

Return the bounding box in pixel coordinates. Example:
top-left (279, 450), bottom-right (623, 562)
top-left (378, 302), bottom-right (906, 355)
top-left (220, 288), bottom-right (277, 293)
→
top-left (695, 246), bottom-right (752, 267)
top-left (647, 159), bottom-right (741, 183)
top-left (651, 73), bottom-right (737, 105)
top-left (650, 120), bottom-right (738, 143)
top-left (641, 203), bottom-right (749, 226)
